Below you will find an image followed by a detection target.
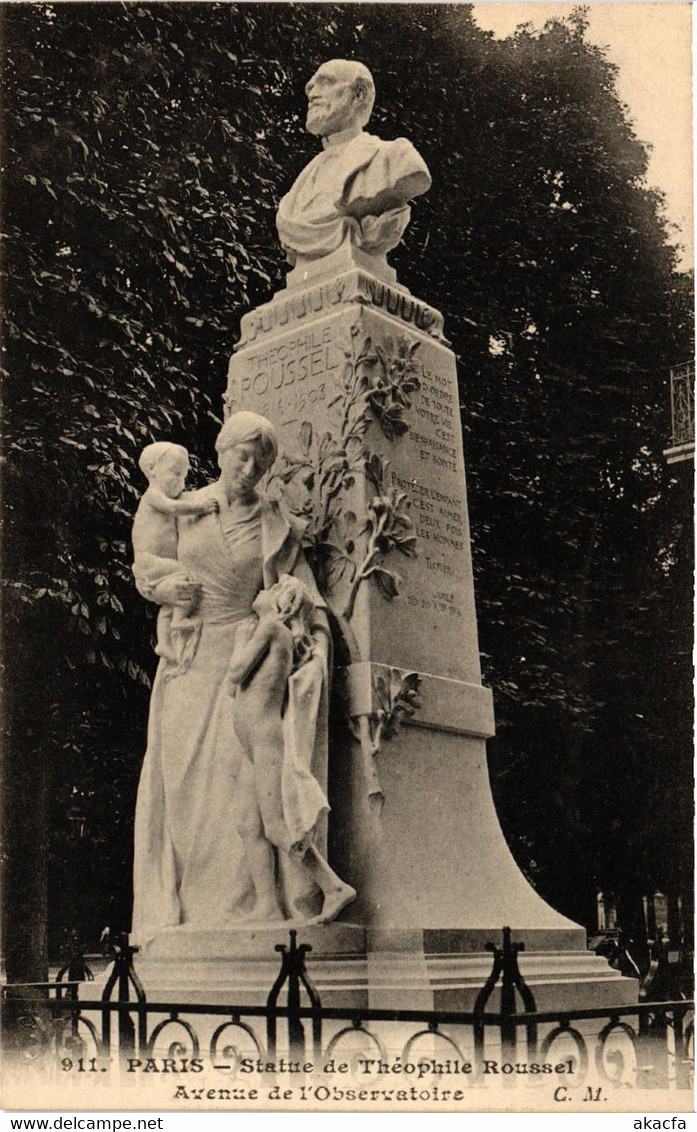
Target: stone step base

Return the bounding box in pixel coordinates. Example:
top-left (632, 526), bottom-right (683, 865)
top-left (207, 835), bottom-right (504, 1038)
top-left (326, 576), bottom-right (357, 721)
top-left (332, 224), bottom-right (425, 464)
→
top-left (123, 924), bottom-right (637, 1013)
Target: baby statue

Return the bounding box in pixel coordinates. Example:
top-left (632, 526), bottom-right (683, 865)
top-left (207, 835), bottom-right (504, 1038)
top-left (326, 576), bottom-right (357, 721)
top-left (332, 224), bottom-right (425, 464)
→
top-left (131, 441), bottom-right (217, 666)
top-left (228, 574), bottom-right (356, 924)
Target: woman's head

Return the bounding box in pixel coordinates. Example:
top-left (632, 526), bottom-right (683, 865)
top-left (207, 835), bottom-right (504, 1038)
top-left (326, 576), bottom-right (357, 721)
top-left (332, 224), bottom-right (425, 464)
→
top-left (215, 412), bottom-right (278, 501)
top-left (216, 412), bottom-right (278, 463)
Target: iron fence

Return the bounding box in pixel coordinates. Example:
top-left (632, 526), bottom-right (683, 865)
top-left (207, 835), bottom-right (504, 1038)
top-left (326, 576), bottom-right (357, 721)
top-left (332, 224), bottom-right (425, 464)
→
top-left (669, 360), bottom-right (695, 447)
top-left (2, 928), bottom-right (693, 1094)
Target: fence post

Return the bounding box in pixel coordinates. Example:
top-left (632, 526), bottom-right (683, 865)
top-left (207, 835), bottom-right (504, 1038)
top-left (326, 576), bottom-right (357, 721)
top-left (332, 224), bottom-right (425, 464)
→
top-left (55, 931), bottom-right (93, 1047)
top-left (56, 930), bottom-right (94, 993)
top-left (473, 926), bottom-right (537, 1072)
top-left (266, 931), bottom-right (322, 1063)
top-left (101, 931), bottom-right (146, 1063)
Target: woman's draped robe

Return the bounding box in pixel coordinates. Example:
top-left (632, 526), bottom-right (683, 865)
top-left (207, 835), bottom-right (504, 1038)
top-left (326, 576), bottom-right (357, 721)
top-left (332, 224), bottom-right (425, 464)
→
top-left (131, 485), bottom-right (330, 942)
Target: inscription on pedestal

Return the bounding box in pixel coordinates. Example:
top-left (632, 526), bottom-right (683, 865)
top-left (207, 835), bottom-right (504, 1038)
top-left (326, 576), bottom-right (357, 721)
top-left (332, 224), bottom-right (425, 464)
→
top-left (227, 300), bottom-right (481, 683)
top-left (227, 326), bottom-right (342, 423)
top-left (357, 307), bottom-right (479, 682)
top-left (390, 366), bottom-right (467, 622)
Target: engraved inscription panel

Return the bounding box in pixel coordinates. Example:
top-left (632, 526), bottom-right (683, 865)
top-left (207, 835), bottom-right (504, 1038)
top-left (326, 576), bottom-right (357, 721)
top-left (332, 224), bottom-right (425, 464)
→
top-left (360, 309), bottom-right (481, 683)
top-left (227, 305), bottom-right (482, 685)
top-left (227, 323), bottom-right (342, 428)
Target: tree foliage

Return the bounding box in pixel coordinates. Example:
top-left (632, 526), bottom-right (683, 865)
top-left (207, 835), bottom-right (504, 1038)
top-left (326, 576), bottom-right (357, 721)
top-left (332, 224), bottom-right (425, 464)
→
top-left (2, 2), bottom-right (692, 953)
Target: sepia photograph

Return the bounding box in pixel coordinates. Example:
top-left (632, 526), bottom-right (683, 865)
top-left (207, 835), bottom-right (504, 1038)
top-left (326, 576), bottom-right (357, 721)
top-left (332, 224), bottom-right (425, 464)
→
top-left (1, 0), bottom-right (694, 1116)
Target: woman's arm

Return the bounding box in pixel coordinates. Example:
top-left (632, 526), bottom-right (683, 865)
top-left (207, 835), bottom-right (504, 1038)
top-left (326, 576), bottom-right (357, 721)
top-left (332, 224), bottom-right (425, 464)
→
top-left (133, 560), bottom-right (201, 607)
top-left (150, 576), bottom-right (202, 607)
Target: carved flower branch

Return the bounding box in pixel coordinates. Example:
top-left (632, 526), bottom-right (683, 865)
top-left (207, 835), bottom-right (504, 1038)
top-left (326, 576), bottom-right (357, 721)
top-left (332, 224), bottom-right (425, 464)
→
top-left (347, 668), bottom-right (423, 805)
top-left (270, 326), bottom-right (422, 649)
top-left (374, 668), bottom-right (422, 742)
top-left (342, 456), bottom-right (417, 621)
top-left (358, 333), bottom-right (421, 441)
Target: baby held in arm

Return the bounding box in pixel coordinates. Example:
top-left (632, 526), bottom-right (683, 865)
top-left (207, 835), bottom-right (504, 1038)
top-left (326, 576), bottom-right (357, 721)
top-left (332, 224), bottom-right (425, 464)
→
top-left (228, 575), bottom-right (356, 924)
top-left (131, 441), bottom-right (217, 662)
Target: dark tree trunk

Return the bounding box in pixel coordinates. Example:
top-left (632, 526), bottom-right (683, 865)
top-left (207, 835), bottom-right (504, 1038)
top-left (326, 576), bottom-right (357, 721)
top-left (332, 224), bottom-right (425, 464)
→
top-left (2, 669), bottom-right (50, 985)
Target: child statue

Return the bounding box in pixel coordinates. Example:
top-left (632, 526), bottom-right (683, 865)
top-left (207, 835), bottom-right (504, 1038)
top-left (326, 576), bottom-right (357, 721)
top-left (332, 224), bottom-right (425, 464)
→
top-left (131, 441), bottom-right (217, 669)
top-left (228, 574), bottom-right (356, 924)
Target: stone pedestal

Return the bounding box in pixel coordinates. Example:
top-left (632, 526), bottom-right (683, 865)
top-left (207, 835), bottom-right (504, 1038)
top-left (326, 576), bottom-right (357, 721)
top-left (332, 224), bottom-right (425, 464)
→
top-left (138, 245), bottom-right (635, 1010)
top-left (134, 922), bottom-right (634, 1012)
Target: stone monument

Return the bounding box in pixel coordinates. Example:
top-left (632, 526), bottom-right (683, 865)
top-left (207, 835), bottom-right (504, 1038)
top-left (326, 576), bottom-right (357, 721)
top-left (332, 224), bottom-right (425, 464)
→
top-left (133, 60), bottom-right (635, 1011)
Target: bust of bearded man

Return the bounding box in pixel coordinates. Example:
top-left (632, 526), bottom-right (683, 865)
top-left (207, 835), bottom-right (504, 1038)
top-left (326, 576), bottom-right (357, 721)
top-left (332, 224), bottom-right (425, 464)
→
top-left (276, 60), bottom-right (431, 268)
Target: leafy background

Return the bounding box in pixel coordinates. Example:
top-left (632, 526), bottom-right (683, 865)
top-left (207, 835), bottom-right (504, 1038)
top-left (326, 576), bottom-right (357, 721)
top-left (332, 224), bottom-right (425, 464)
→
top-left (2, 2), bottom-right (692, 974)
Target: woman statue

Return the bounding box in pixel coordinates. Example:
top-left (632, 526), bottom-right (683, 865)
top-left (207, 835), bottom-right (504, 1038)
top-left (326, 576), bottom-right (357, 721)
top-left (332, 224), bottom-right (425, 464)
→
top-left (131, 411), bottom-right (355, 942)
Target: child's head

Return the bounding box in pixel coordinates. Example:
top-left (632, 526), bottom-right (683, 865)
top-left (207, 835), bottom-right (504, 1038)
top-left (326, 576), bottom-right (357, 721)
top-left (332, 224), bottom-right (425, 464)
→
top-left (251, 588), bottom-right (278, 619)
top-left (271, 575), bottom-right (315, 622)
top-left (253, 575), bottom-right (316, 668)
top-left (139, 442), bottom-right (190, 499)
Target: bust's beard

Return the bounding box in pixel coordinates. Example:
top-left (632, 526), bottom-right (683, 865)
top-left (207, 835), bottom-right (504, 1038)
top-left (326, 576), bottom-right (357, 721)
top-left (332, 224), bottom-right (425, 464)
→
top-left (306, 105), bottom-right (356, 138)
top-left (306, 109), bottom-right (333, 136)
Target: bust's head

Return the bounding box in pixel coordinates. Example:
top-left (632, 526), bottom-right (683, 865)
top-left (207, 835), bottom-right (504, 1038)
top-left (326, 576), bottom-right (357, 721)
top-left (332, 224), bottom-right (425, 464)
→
top-left (305, 59), bottom-right (375, 138)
